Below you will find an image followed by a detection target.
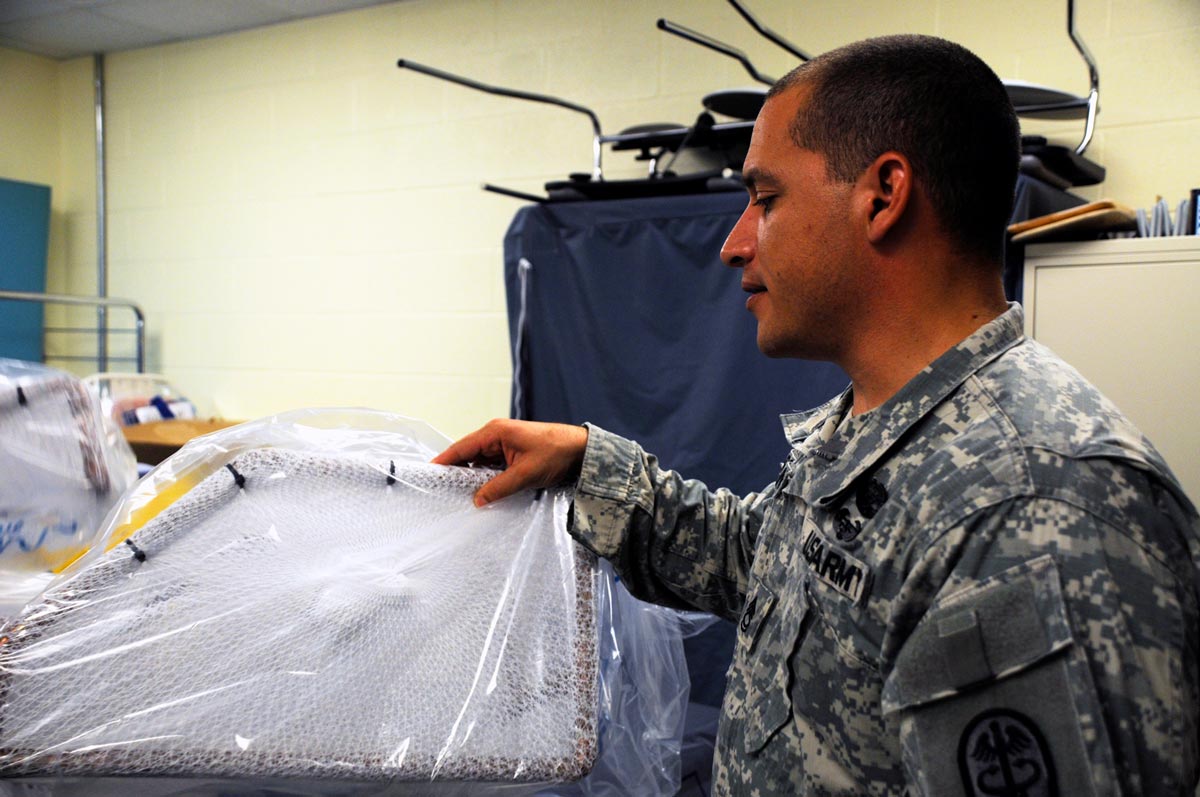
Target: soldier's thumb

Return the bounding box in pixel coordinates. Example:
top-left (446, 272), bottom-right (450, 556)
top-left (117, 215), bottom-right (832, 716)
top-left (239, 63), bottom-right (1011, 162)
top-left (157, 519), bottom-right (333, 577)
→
top-left (473, 467), bottom-right (528, 508)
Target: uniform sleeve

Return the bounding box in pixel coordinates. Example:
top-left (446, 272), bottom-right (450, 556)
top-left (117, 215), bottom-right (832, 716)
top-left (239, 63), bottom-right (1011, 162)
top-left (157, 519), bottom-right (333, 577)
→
top-left (881, 477), bottom-right (1200, 796)
top-left (567, 424), bottom-right (771, 622)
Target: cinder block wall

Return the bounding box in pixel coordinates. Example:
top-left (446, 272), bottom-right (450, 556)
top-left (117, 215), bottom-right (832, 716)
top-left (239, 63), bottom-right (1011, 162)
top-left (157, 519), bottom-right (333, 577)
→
top-left (0, 50), bottom-right (94, 320)
top-left (3, 0), bottom-right (1197, 438)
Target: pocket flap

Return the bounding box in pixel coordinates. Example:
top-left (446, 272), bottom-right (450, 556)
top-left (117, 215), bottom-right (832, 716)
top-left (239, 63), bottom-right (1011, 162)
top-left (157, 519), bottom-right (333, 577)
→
top-left (737, 579), bottom-right (777, 652)
top-left (882, 555), bottom-right (1073, 714)
top-left (740, 580), bottom-right (801, 754)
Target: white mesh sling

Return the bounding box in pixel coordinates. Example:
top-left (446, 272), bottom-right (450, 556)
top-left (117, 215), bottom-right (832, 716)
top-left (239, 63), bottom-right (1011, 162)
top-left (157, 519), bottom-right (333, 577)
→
top-left (0, 443), bottom-right (598, 788)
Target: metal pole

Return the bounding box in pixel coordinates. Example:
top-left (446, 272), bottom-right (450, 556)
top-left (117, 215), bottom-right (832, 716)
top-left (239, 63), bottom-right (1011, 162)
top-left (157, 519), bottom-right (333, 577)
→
top-left (397, 59), bottom-right (604, 181)
top-left (1066, 0), bottom-right (1100, 155)
top-left (94, 53), bottom-right (108, 372)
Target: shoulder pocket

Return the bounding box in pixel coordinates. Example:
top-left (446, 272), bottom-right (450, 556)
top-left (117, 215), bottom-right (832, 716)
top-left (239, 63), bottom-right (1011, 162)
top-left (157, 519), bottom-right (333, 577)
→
top-left (882, 555), bottom-right (1070, 712)
top-left (882, 555), bottom-right (1114, 797)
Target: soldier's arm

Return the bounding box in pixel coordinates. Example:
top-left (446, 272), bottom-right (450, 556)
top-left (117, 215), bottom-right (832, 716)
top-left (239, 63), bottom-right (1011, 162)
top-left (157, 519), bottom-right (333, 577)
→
top-left (881, 478), bottom-right (1199, 795)
top-left (435, 419), bottom-right (768, 621)
top-left (568, 425), bottom-right (769, 621)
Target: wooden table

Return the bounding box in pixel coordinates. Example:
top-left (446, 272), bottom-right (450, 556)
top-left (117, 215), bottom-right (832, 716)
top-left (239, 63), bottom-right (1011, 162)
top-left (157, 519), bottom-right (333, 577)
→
top-left (121, 419), bottom-right (241, 465)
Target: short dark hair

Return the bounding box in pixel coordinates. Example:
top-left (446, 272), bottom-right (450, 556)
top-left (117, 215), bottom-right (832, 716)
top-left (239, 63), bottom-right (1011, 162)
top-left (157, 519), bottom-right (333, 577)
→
top-left (768, 35), bottom-right (1020, 262)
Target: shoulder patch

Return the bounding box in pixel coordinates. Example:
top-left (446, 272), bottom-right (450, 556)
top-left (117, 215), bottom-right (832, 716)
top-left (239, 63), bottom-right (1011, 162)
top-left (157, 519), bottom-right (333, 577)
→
top-left (958, 708), bottom-right (1058, 797)
top-left (801, 526), bottom-right (871, 603)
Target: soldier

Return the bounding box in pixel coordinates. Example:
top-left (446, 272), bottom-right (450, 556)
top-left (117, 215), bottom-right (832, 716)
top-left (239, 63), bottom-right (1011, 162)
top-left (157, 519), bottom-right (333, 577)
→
top-left (434, 34), bottom-right (1200, 796)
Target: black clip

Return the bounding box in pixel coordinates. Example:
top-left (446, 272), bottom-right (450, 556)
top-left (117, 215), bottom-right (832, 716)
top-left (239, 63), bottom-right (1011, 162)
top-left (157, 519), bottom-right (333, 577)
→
top-left (387, 461), bottom-right (397, 486)
top-left (225, 463), bottom-right (246, 489)
top-left (15, 386), bottom-right (26, 407)
top-left (124, 538), bottom-right (147, 563)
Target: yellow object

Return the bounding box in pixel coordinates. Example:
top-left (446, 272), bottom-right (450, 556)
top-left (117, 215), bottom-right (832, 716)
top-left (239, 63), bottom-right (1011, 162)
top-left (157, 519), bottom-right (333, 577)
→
top-left (53, 460), bottom-right (223, 573)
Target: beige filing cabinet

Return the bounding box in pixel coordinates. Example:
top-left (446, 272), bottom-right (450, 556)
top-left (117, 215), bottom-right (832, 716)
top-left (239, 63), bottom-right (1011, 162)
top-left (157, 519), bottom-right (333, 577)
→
top-left (1022, 237), bottom-right (1200, 504)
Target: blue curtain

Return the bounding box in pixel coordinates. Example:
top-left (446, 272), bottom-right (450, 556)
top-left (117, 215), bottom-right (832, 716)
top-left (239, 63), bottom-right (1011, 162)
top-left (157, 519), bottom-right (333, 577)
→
top-left (0, 178), bottom-right (52, 363)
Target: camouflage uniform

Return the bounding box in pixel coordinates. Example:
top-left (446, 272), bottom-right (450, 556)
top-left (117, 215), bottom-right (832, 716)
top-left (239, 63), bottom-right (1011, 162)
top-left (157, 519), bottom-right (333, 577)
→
top-left (568, 304), bottom-right (1200, 796)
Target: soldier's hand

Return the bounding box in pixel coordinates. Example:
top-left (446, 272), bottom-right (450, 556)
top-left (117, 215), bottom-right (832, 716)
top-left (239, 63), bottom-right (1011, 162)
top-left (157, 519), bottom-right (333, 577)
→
top-left (432, 419), bottom-right (589, 507)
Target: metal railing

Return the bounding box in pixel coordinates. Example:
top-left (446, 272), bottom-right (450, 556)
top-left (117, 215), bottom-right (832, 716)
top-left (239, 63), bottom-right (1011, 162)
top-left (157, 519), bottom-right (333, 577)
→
top-left (0, 290), bottom-right (145, 373)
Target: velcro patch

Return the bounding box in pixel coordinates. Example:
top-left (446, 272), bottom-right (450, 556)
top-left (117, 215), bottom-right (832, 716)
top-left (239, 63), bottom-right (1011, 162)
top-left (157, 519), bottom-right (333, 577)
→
top-left (801, 526), bottom-right (871, 603)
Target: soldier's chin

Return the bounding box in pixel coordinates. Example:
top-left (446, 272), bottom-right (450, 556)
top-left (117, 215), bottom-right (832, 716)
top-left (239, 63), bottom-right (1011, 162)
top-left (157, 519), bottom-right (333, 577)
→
top-left (756, 331), bottom-right (792, 358)
top-left (756, 331), bottom-right (823, 361)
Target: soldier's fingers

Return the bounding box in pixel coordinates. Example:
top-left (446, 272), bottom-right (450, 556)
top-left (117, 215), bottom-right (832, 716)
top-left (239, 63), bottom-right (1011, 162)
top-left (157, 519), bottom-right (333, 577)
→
top-left (431, 429), bottom-right (503, 467)
top-left (472, 464), bottom-right (541, 507)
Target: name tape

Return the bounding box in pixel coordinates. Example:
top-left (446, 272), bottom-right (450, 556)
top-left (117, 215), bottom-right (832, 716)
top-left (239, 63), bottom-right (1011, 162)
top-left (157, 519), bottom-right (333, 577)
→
top-left (801, 526), bottom-right (871, 604)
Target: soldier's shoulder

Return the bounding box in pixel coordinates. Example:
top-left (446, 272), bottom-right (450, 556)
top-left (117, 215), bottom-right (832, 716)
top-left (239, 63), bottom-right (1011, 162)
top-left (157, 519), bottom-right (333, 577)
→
top-left (969, 339), bottom-right (1196, 547)
top-left (887, 338), bottom-right (1191, 542)
top-left (975, 338), bottom-right (1174, 482)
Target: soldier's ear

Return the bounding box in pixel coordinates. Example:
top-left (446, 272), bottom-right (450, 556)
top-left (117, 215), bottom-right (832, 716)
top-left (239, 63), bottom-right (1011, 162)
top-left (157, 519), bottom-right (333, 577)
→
top-left (860, 151), bottom-right (912, 245)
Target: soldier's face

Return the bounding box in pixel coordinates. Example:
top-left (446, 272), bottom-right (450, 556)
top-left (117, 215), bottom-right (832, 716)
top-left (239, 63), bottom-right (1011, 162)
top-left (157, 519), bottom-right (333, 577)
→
top-left (721, 86), bottom-right (862, 361)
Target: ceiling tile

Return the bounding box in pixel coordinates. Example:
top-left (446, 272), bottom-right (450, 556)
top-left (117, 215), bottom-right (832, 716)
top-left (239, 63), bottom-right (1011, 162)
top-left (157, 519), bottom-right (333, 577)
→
top-left (0, 7), bottom-right (166, 58)
top-left (95, 0), bottom-right (285, 39)
top-left (0, 0), bottom-right (398, 59)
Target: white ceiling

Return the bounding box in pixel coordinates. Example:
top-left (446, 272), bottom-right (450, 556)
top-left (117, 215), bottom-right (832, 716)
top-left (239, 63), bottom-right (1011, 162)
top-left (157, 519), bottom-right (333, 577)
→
top-left (0, 0), bottom-right (398, 60)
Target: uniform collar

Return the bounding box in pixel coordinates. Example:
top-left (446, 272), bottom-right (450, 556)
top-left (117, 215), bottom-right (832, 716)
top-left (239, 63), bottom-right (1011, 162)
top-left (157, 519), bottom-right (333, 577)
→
top-left (779, 303), bottom-right (1026, 505)
top-left (780, 392), bottom-right (850, 446)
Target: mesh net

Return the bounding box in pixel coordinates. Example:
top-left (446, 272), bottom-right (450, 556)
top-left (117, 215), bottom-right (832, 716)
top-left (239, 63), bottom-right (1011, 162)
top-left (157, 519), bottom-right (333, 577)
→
top-left (0, 448), bottom-right (597, 786)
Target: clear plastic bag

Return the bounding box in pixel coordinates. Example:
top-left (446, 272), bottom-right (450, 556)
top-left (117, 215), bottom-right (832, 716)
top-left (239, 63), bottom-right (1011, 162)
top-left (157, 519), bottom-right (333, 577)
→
top-left (0, 409), bottom-right (696, 797)
top-left (0, 359), bottom-right (137, 618)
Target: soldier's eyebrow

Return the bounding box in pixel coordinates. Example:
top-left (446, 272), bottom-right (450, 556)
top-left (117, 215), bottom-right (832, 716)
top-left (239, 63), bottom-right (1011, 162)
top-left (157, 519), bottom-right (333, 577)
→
top-left (742, 167), bottom-right (780, 194)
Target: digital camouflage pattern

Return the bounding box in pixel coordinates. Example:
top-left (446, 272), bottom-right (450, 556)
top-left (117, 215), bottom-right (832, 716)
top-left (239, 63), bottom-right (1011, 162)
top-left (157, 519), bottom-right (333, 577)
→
top-left (568, 304), bottom-right (1200, 796)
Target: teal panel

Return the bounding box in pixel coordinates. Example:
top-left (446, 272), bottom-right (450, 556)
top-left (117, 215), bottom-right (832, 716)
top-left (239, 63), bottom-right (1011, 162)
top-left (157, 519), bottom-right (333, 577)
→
top-left (0, 178), bottom-right (51, 363)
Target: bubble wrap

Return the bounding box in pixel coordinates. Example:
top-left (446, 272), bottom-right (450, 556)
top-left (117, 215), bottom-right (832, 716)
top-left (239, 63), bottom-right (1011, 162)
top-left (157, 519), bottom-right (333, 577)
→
top-left (0, 448), bottom-right (597, 786)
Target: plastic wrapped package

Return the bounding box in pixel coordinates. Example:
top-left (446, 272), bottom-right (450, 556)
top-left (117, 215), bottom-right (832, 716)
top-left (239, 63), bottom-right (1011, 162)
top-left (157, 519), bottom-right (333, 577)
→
top-left (0, 359), bottom-right (137, 618)
top-left (0, 409), bottom-right (697, 797)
